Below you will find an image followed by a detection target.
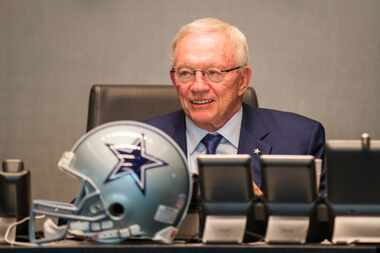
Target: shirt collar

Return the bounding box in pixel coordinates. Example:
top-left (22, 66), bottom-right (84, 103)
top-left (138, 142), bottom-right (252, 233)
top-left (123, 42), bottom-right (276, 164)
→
top-left (186, 106), bottom-right (243, 154)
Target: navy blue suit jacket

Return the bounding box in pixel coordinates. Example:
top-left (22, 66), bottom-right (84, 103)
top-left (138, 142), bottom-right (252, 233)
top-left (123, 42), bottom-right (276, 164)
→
top-left (146, 103), bottom-right (326, 194)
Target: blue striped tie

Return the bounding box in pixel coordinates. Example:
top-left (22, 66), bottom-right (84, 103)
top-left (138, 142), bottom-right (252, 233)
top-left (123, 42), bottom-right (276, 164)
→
top-left (201, 134), bottom-right (223, 154)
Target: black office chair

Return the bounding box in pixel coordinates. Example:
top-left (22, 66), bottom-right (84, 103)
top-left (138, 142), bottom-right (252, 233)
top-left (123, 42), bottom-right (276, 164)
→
top-left (85, 84), bottom-right (259, 241)
top-left (87, 84), bottom-right (258, 131)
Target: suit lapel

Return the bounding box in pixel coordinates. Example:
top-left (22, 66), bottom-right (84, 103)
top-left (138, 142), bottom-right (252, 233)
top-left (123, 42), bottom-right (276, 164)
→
top-left (168, 105), bottom-right (273, 184)
top-left (166, 110), bottom-right (187, 156)
top-left (238, 104), bottom-right (272, 186)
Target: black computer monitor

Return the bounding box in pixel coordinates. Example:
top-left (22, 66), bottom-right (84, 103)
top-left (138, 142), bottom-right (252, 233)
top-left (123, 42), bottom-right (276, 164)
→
top-left (261, 155), bottom-right (317, 215)
top-left (198, 154), bottom-right (253, 214)
top-left (326, 139), bottom-right (380, 214)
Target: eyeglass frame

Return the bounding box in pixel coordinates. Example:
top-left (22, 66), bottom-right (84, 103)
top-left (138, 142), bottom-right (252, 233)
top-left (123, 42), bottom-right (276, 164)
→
top-left (170, 65), bottom-right (245, 84)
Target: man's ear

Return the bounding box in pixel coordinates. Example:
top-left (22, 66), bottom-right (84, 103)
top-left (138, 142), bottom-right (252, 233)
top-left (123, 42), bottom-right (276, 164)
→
top-left (170, 70), bottom-right (180, 89)
top-left (238, 65), bottom-right (253, 96)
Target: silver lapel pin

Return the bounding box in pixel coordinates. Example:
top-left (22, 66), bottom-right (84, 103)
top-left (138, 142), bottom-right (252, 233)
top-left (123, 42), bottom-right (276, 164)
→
top-left (253, 148), bottom-right (261, 156)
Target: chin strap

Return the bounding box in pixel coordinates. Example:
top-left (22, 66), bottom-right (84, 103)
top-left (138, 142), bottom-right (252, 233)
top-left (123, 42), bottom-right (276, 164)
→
top-left (5, 215), bottom-right (46, 246)
top-left (153, 226), bottom-right (178, 244)
top-left (42, 218), bottom-right (68, 242)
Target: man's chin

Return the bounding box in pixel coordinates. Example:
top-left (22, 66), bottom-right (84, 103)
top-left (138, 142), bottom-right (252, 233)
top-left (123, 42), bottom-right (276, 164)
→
top-left (189, 111), bottom-right (211, 121)
top-left (188, 113), bottom-right (218, 130)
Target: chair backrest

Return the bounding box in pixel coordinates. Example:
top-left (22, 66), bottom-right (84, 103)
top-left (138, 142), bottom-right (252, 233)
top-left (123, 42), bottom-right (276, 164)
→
top-left (87, 84), bottom-right (259, 131)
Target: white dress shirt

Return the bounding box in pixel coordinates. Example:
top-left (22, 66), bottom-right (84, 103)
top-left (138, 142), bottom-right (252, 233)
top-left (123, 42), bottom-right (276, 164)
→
top-left (185, 107), bottom-right (243, 174)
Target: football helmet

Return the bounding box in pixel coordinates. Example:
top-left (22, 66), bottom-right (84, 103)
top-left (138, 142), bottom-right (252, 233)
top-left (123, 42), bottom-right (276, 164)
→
top-left (29, 121), bottom-right (192, 244)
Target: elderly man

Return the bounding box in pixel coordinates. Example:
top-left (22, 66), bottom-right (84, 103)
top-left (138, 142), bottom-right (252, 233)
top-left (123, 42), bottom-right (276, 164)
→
top-left (146, 18), bottom-right (326, 195)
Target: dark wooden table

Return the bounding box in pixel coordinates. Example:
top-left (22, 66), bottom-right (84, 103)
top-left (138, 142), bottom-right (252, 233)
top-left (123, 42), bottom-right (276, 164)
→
top-left (0, 241), bottom-right (378, 253)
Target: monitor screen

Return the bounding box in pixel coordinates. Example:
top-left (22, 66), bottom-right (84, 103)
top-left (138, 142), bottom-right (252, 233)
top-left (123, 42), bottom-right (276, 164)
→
top-left (198, 154), bottom-right (253, 203)
top-left (261, 155), bottom-right (317, 204)
top-left (326, 140), bottom-right (380, 208)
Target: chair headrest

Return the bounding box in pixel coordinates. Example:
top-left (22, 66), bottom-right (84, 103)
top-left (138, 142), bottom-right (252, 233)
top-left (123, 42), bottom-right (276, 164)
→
top-left (87, 84), bottom-right (258, 131)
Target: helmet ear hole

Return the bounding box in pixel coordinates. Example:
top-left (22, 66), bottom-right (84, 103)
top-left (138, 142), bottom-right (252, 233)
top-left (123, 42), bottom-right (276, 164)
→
top-left (108, 202), bottom-right (125, 217)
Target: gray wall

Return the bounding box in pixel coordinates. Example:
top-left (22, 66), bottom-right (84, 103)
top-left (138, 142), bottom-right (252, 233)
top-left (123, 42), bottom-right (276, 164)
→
top-left (1, 0), bottom-right (380, 201)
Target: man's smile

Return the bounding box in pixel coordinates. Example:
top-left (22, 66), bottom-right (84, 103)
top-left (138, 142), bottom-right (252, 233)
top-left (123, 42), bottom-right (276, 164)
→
top-left (190, 99), bottom-right (214, 105)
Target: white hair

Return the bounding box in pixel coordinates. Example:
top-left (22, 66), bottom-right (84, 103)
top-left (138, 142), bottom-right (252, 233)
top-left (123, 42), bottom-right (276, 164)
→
top-left (171, 18), bottom-right (249, 66)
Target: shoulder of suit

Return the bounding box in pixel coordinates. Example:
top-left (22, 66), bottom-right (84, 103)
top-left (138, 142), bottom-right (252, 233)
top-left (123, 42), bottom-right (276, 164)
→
top-left (244, 104), bottom-right (323, 129)
top-left (144, 110), bottom-right (184, 127)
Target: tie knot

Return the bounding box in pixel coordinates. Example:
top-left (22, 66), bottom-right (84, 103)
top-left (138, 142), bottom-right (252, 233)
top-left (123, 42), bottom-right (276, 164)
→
top-left (201, 134), bottom-right (223, 154)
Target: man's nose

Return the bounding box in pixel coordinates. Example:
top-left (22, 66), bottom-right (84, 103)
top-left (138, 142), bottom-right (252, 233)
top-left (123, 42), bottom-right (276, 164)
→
top-left (191, 71), bottom-right (209, 92)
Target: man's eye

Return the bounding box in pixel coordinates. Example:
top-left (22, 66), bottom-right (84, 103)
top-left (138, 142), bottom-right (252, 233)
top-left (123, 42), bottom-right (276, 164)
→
top-left (178, 70), bottom-right (193, 78)
top-left (207, 69), bottom-right (220, 75)
top-left (207, 69), bottom-right (222, 77)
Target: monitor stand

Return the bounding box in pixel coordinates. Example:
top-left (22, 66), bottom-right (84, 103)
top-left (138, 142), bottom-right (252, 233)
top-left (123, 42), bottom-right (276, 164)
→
top-left (333, 216), bottom-right (380, 244)
top-left (265, 215), bottom-right (309, 243)
top-left (202, 215), bottom-right (246, 243)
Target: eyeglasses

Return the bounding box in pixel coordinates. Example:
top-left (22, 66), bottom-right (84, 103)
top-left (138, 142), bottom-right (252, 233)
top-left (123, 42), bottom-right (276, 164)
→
top-left (170, 65), bottom-right (244, 83)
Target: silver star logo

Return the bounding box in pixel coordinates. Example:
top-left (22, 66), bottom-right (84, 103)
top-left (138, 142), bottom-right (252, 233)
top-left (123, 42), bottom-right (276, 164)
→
top-left (105, 135), bottom-right (167, 193)
top-left (253, 148), bottom-right (261, 155)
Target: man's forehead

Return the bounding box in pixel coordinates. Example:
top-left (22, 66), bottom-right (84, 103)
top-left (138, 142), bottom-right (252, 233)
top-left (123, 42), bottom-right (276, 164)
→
top-left (177, 31), bottom-right (230, 48)
top-left (173, 31), bottom-right (236, 66)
